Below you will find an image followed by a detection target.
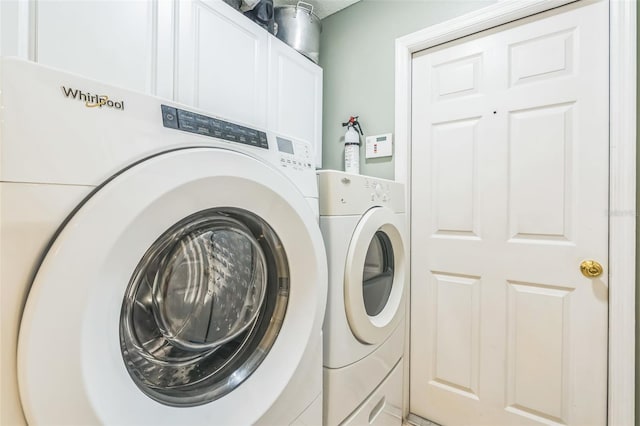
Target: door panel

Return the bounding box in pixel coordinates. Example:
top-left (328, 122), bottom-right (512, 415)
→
top-left (509, 28), bottom-right (576, 86)
top-left (410, 1), bottom-right (609, 425)
top-left (176, 0), bottom-right (268, 128)
top-left (431, 273), bottom-right (481, 398)
top-left (508, 103), bottom-right (574, 241)
top-left (36, 0), bottom-right (160, 94)
top-left (431, 118), bottom-right (480, 237)
top-left (505, 281), bottom-right (571, 422)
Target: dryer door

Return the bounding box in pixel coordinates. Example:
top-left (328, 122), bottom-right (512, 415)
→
top-left (17, 148), bottom-right (327, 425)
top-left (344, 207), bottom-right (406, 345)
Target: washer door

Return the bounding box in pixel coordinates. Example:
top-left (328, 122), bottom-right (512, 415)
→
top-left (17, 148), bottom-right (326, 425)
top-left (344, 207), bottom-right (406, 345)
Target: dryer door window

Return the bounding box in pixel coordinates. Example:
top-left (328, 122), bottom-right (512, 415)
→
top-left (119, 208), bottom-right (289, 407)
top-left (362, 231), bottom-right (394, 316)
top-left (344, 206), bottom-right (406, 345)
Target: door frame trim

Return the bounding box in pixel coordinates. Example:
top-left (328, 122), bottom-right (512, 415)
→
top-left (394, 0), bottom-right (636, 424)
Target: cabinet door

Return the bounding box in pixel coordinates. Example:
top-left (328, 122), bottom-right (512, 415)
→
top-left (35, 0), bottom-right (171, 96)
top-left (268, 37), bottom-right (323, 167)
top-left (0, 1), bottom-right (31, 59)
top-left (176, 0), bottom-right (268, 128)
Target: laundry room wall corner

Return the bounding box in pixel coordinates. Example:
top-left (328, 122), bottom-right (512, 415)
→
top-left (318, 0), bottom-right (496, 179)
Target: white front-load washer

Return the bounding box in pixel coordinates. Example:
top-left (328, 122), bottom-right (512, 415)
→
top-left (317, 171), bottom-right (407, 426)
top-left (0, 58), bottom-right (327, 425)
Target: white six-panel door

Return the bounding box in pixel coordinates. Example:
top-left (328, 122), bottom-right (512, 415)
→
top-left (410, 1), bottom-right (609, 425)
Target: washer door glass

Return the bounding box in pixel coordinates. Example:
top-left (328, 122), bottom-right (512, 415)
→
top-left (120, 208), bottom-right (289, 407)
top-left (362, 231), bottom-right (394, 316)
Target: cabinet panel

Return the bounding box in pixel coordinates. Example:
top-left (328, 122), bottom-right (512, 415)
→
top-left (177, 0), bottom-right (268, 128)
top-left (268, 37), bottom-right (323, 167)
top-left (36, 0), bottom-right (163, 95)
top-left (0, 1), bottom-right (31, 59)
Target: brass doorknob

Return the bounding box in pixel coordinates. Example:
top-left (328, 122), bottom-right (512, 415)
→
top-left (580, 260), bottom-right (603, 278)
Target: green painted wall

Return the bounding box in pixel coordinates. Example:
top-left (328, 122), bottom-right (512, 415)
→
top-left (319, 0), bottom-right (496, 179)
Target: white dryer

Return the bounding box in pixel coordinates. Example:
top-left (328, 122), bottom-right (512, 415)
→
top-left (0, 58), bottom-right (327, 425)
top-left (318, 171), bottom-right (407, 426)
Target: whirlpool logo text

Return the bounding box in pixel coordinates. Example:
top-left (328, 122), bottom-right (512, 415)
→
top-left (61, 86), bottom-right (125, 110)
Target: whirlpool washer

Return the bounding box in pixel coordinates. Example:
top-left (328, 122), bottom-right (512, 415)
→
top-left (0, 58), bottom-right (327, 425)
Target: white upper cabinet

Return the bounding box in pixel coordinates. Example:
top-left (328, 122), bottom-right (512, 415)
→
top-left (0, 1), bottom-right (29, 58)
top-left (176, 0), bottom-right (268, 128)
top-left (35, 0), bottom-right (172, 97)
top-left (268, 36), bottom-right (323, 167)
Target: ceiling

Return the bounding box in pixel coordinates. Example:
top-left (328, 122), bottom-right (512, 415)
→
top-left (273, 0), bottom-right (361, 19)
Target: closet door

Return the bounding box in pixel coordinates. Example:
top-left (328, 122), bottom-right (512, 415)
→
top-left (176, 0), bottom-right (268, 128)
top-left (410, 1), bottom-right (609, 425)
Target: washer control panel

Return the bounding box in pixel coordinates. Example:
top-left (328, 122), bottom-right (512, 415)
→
top-left (161, 105), bottom-right (269, 149)
top-left (276, 136), bottom-right (313, 171)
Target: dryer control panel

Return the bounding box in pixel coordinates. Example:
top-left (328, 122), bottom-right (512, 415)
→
top-left (365, 177), bottom-right (392, 203)
top-left (317, 170), bottom-right (405, 216)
